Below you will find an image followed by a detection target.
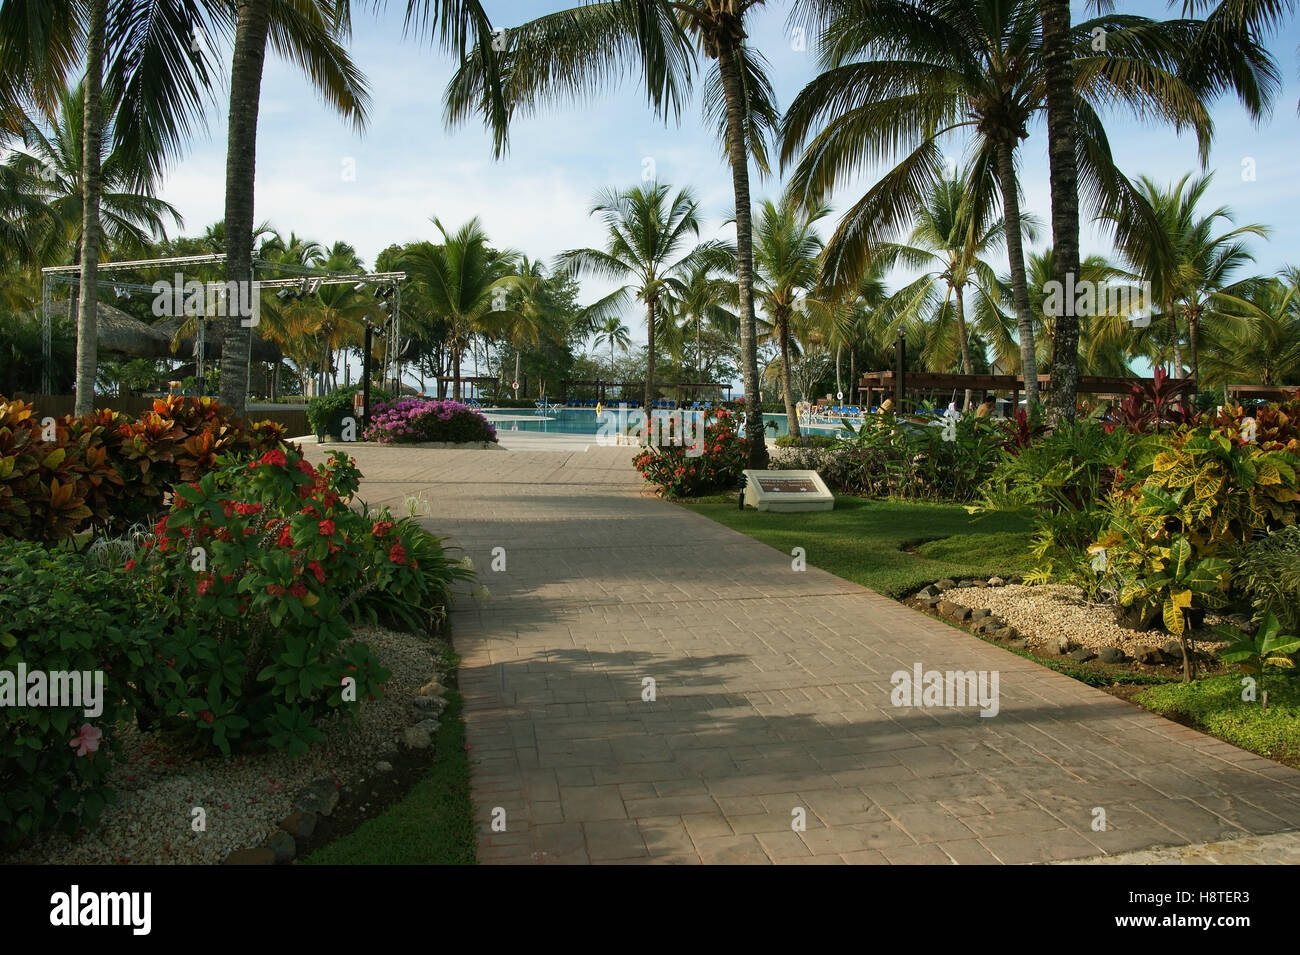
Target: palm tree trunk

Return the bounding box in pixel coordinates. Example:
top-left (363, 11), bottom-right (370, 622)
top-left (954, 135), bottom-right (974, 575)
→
top-left (219, 0), bottom-right (272, 417)
top-left (645, 296), bottom-right (656, 411)
top-left (1170, 311), bottom-right (1184, 377)
top-left (994, 141), bottom-right (1039, 406)
top-left (835, 343), bottom-right (843, 398)
top-left (1041, 0), bottom-right (1081, 426)
top-left (453, 343), bottom-right (462, 401)
top-left (514, 349), bottom-right (521, 398)
top-left (717, 40), bottom-right (768, 468)
top-left (779, 317), bottom-right (801, 439)
top-left (954, 284), bottom-right (973, 409)
top-left (1186, 305), bottom-right (1200, 385)
top-left (74, 0), bottom-right (108, 416)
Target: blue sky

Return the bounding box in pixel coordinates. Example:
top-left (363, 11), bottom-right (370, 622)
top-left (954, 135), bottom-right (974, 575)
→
top-left (158, 0), bottom-right (1300, 361)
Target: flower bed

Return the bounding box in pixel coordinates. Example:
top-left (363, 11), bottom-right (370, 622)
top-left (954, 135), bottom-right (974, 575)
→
top-left (363, 398), bottom-right (497, 445)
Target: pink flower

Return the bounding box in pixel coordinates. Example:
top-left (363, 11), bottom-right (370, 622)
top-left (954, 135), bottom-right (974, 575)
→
top-left (70, 723), bottom-right (102, 757)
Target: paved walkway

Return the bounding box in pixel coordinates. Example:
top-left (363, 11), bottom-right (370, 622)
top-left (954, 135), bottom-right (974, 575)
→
top-left (334, 444), bottom-right (1300, 864)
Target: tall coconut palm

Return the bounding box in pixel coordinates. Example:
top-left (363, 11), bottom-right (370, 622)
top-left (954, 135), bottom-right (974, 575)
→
top-left (494, 256), bottom-right (566, 394)
top-left (400, 216), bottom-right (522, 401)
top-left (592, 316), bottom-right (632, 379)
top-left (781, 0), bottom-right (1225, 407)
top-left (874, 172), bottom-right (1011, 409)
top-left (1040, 0), bottom-right (1283, 418)
top-left (218, 0), bottom-right (379, 414)
top-left (1105, 172), bottom-right (1268, 383)
top-left (559, 183), bottom-right (724, 411)
top-left (750, 195), bottom-right (829, 438)
top-left (444, 0), bottom-right (780, 467)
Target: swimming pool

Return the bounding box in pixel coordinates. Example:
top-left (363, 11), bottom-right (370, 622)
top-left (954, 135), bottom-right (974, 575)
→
top-left (479, 407), bottom-right (850, 439)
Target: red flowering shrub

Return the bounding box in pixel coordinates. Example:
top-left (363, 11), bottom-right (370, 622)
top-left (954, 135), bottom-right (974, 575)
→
top-left (633, 409), bottom-right (748, 497)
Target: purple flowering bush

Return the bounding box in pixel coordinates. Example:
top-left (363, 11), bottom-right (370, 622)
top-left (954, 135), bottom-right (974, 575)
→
top-left (363, 399), bottom-right (498, 445)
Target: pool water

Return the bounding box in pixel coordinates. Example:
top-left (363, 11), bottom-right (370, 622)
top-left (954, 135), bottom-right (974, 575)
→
top-left (479, 407), bottom-right (850, 440)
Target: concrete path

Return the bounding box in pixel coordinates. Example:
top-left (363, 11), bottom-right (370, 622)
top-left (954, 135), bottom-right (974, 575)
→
top-left (334, 444), bottom-right (1300, 865)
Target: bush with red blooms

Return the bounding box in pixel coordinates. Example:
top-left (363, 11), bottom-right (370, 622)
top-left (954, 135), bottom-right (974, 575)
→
top-left (633, 409), bottom-right (748, 497)
top-left (137, 445), bottom-right (392, 756)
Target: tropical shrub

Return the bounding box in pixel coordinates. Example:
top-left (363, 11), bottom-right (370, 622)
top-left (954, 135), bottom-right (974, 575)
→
top-left (1095, 423), bottom-right (1299, 677)
top-left (363, 398), bottom-right (497, 444)
top-left (0, 540), bottom-right (168, 847)
top-left (1102, 367), bottom-right (1196, 435)
top-left (348, 507), bottom-right (474, 633)
top-left (137, 446), bottom-right (393, 756)
top-left (1214, 612), bottom-right (1299, 692)
top-left (306, 385), bottom-right (392, 440)
top-left (634, 408), bottom-right (747, 497)
top-left (0, 396), bottom-right (290, 543)
top-left (1203, 395), bottom-right (1300, 455)
top-left (981, 416), bottom-right (1136, 596)
top-left (1234, 525), bottom-right (1300, 634)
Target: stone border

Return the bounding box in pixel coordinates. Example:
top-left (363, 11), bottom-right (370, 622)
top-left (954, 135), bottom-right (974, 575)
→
top-left (222, 681), bottom-right (450, 865)
top-left (905, 576), bottom-right (1199, 670)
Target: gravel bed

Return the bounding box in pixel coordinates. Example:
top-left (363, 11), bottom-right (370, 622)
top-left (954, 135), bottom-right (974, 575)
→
top-left (938, 583), bottom-right (1233, 656)
top-left (8, 626), bottom-right (440, 865)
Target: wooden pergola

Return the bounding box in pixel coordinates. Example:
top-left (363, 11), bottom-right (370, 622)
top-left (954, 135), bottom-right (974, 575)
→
top-left (1226, 383), bottom-right (1299, 403)
top-left (854, 371), bottom-right (1154, 410)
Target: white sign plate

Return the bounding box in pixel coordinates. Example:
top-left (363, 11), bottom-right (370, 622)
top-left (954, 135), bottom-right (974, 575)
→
top-left (742, 469), bottom-right (835, 512)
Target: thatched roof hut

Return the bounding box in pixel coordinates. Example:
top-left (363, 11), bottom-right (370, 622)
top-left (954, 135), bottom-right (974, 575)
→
top-left (151, 316), bottom-right (283, 363)
top-left (94, 303), bottom-right (174, 358)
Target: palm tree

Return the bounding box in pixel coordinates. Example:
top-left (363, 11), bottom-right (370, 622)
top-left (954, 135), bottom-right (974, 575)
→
top-left (443, 0), bottom-right (780, 468)
top-left (1106, 173), bottom-right (1268, 383)
top-left (781, 0), bottom-right (1222, 408)
top-left (400, 216), bottom-right (522, 401)
top-left (4, 82), bottom-right (183, 266)
top-left (494, 256), bottom-right (566, 395)
top-left (592, 316), bottom-right (632, 380)
top-left (669, 259), bottom-right (737, 382)
top-left (874, 172), bottom-right (1011, 410)
top-left (750, 195), bottom-right (830, 438)
top-left (219, 0), bottom-right (378, 414)
top-left (1200, 270), bottom-right (1300, 387)
top-left (559, 183), bottom-right (723, 411)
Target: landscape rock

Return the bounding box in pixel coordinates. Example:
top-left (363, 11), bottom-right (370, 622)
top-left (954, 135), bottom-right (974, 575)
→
top-left (402, 725), bottom-right (433, 750)
top-left (417, 681), bottom-right (447, 698)
top-left (917, 585), bottom-right (939, 599)
top-left (1042, 636), bottom-right (1070, 656)
top-left (987, 577), bottom-right (1005, 587)
top-left (971, 608), bottom-right (991, 622)
top-left (224, 848), bottom-right (275, 865)
top-left (935, 578), bottom-right (957, 591)
top-left (936, 600), bottom-right (972, 622)
top-left (375, 760), bottom-right (393, 773)
top-left (263, 828), bottom-right (297, 864)
top-left (294, 780), bottom-right (339, 817)
top-left (1162, 639), bottom-right (1185, 662)
top-left (1098, 647), bottom-right (1127, 664)
top-left (1008, 638), bottom-right (1029, 650)
top-left (1068, 648), bottom-right (1098, 663)
top-left (1134, 645), bottom-right (1162, 665)
top-left (279, 811), bottom-right (317, 839)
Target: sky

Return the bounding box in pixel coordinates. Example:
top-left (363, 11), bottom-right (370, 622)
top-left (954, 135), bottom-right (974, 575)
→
top-left (155, 0), bottom-right (1300, 370)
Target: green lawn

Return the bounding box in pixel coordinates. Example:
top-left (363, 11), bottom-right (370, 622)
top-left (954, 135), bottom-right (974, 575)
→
top-left (301, 691), bottom-right (476, 865)
top-left (680, 495), bottom-right (1035, 597)
top-left (1136, 675), bottom-right (1300, 767)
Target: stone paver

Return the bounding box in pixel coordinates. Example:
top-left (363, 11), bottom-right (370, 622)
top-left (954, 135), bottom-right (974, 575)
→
top-left (321, 443), bottom-right (1300, 864)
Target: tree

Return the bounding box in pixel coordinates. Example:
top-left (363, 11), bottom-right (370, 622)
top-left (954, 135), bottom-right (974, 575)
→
top-left (218, 0), bottom-right (376, 414)
top-left (592, 316), bottom-right (632, 379)
top-left (751, 195), bottom-right (829, 438)
top-left (494, 255), bottom-right (566, 395)
top-left (1200, 270), bottom-right (1300, 387)
top-left (559, 183), bottom-right (723, 410)
top-left (781, 0), bottom-right (1225, 407)
top-left (669, 259), bottom-right (737, 381)
top-left (443, 0), bottom-right (779, 467)
top-left (400, 216), bottom-right (522, 401)
top-left (874, 171), bottom-right (1010, 409)
top-left (1106, 173), bottom-right (1267, 383)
